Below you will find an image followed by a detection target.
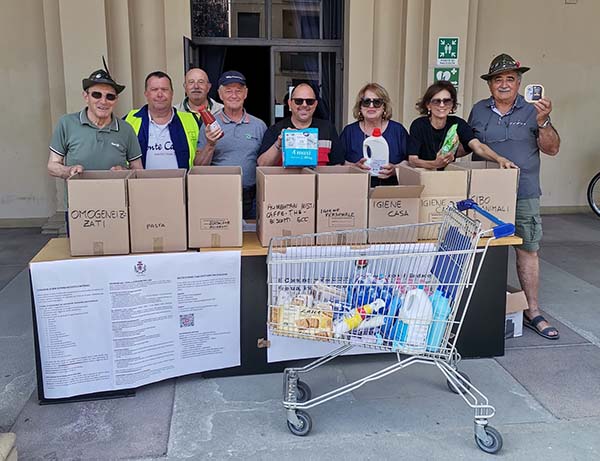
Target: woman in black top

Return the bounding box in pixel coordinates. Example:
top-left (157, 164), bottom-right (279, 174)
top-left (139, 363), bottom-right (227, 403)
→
top-left (409, 81), bottom-right (514, 169)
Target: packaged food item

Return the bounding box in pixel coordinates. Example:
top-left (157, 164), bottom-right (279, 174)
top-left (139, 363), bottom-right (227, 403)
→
top-left (312, 281), bottom-right (345, 303)
top-left (270, 302), bottom-right (333, 339)
top-left (291, 294), bottom-right (314, 308)
top-left (439, 124), bottom-right (459, 157)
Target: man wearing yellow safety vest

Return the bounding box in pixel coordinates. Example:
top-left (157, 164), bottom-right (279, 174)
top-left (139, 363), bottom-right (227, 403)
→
top-left (125, 71), bottom-right (199, 169)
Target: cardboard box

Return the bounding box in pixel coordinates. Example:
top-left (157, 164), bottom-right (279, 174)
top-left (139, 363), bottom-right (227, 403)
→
top-left (128, 169), bottom-right (187, 253)
top-left (67, 170), bottom-right (131, 256)
top-left (396, 162), bottom-right (468, 224)
top-left (453, 160), bottom-right (519, 231)
top-left (282, 128), bottom-right (318, 167)
top-left (367, 185), bottom-right (424, 243)
top-left (256, 167), bottom-right (317, 247)
top-left (187, 166), bottom-right (242, 248)
top-left (315, 166), bottom-right (369, 244)
top-left (506, 286), bottom-right (529, 338)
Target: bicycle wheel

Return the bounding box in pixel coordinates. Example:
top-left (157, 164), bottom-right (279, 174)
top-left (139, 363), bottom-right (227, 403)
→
top-left (587, 172), bottom-right (600, 217)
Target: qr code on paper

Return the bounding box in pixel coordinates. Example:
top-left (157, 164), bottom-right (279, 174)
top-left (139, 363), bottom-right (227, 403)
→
top-left (180, 314), bottom-right (194, 328)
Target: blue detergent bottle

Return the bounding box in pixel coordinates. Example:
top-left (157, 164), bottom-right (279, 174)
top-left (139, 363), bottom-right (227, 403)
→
top-left (426, 288), bottom-right (452, 352)
top-left (381, 292), bottom-right (402, 340)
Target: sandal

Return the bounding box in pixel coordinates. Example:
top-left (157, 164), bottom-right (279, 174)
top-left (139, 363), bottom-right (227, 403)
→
top-left (524, 314), bottom-right (560, 340)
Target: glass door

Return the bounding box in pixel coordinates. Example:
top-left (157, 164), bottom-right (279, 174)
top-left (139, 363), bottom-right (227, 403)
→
top-left (270, 46), bottom-right (342, 127)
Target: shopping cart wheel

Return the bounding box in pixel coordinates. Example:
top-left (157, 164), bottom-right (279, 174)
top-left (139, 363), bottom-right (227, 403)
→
top-left (287, 410), bottom-right (312, 436)
top-left (296, 380), bottom-right (312, 403)
top-left (475, 425), bottom-right (503, 454)
top-left (446, 371), bottom-right (471, 394)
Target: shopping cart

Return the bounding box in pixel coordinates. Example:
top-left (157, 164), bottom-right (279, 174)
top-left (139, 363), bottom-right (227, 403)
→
top-left (266, 199), bottom-right (514, 454)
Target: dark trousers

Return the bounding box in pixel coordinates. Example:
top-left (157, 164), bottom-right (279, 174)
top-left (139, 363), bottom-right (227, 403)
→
top-left (243, 186), bottom-right (256, 220)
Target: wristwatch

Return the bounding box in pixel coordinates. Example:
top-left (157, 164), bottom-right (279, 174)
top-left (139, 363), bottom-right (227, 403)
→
top-left (538, 116), bottom-right (552, 129)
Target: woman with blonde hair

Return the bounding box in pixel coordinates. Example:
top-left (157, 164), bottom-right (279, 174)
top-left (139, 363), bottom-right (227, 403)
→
top-left (341, 82), bottom-right (416, 186)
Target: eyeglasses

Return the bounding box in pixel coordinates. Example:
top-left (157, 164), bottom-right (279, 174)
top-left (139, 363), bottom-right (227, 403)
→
top-left (292, 98), bottom-right (316, 106)
top-left (360, 98), bottom-right (384, 108)
top-left (88, 91), bottom-right (117, 101)
top-left (430, 98), bottom-right (453, 106)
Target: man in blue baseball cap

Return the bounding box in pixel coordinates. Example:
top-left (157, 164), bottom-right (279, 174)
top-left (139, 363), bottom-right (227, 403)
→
top-left (196, 70), bottom-right (267, 219)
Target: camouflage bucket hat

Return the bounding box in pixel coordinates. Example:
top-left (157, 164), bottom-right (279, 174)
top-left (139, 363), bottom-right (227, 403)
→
top-left (480, 53), bottom-right (530, 80)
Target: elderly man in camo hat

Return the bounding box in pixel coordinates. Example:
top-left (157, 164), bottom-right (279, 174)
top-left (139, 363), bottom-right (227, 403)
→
top-left (48, 59), bottom-right (142, 181)
top-left (468, 53), bottom-right (561, 340)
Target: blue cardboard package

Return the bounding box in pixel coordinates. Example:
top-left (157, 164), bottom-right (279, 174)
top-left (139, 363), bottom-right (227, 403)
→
top-left (282, 128), bottom-right (318, 167)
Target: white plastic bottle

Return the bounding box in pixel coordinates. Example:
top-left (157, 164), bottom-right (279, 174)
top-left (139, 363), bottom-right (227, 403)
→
top-left (362, 128), bottom-right (389, 176)
top-left (397, 288), bottom-right (433, 353)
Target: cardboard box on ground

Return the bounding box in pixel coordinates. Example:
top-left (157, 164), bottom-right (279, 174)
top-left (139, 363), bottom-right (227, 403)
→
top-left (188, 166), bottom-right (242, 248)
top-left (128, 169), bottom-right (187, 253)
top-left (396, 162), bottom-right (468, 226)
top-left (368, 184), bottom-right (424, 243)
top-left (67, 170), bottom-right (131, 256)
top-left (506, 285), bottom-right (529, 338)
top-left (256, 167), bottom-right (317, 247)
top-left (315, 165), bottom-right (369, 244)
top-left (451, 160), bottom-right (519, 230)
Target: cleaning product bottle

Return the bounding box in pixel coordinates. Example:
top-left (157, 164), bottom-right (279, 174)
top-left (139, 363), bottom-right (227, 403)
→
top-left (333, 299), bottom-right (385, 336)
top-left (396, 287), bottom-right (433, 353)
top-left (362, 128), bottom-right (389, 176)
top-left (426, 288), bottom-right (453, 352)
top-left (381, 292), bottom-right (402, 340)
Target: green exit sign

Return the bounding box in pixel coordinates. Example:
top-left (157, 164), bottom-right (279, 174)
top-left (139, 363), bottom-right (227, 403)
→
top-left (437, 37), bottom-right (459, 65)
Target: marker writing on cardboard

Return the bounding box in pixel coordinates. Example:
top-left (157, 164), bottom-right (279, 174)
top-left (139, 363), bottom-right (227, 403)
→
top-left (266, 201), bottom-right (313, 225)
top-left (70, 209), bottom-right (127, 228)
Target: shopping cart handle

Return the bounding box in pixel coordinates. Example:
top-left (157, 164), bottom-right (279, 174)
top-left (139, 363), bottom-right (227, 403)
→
top-left (456, 199), bottom-right (515, 238)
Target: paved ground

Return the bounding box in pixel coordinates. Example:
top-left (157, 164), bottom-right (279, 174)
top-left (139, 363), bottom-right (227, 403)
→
top-left (1, 214), bottom-right (600, 460)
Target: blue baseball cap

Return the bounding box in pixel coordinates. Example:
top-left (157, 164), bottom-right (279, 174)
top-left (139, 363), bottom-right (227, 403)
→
top-left (218, 70), bottom-right (246, 87)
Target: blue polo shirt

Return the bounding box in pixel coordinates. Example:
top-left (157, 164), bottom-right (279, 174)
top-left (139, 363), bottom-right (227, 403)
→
top-left (197, 109), bottom-right (267, 188)
top-left (468, 94), bottom-right (540, 199)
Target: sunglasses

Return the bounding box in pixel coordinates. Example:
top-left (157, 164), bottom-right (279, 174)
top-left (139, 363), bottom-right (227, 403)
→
top-left (88, 91), bottom-right (117, 101)
top-left (430, 98), bottom-right (453, 106)
top-left (292, 98), bottom-right (316, 106)
top-left (360, 98), bottom-right (384, 108)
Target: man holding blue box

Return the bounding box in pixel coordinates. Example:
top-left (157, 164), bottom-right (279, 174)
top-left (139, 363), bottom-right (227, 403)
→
top-left (258, 83), bottom-right (345, 167)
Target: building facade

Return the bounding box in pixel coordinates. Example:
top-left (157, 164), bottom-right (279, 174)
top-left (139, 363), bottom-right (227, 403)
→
top-left (0, 0), bottom-right (594, 225)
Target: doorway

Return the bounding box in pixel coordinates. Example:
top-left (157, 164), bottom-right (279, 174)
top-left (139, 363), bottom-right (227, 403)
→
top-left (189, 45), bottom-right (271, 124)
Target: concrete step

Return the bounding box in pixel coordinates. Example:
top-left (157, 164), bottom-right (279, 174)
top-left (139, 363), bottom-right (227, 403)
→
top-left (41, 212), bottom-right (66, 237)
top-left (0, 433), bottom-right (17, 461)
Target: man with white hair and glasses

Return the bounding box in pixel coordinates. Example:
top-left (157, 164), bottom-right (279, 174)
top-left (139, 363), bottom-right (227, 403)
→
top-left (468, 53), bottom-right (561, 340)
top-left (48, 62), bottom-right (142, 179)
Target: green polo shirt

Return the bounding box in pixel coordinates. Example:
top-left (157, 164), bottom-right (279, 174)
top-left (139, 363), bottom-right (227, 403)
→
top-left (49, 109), bottom-right (142, 169)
